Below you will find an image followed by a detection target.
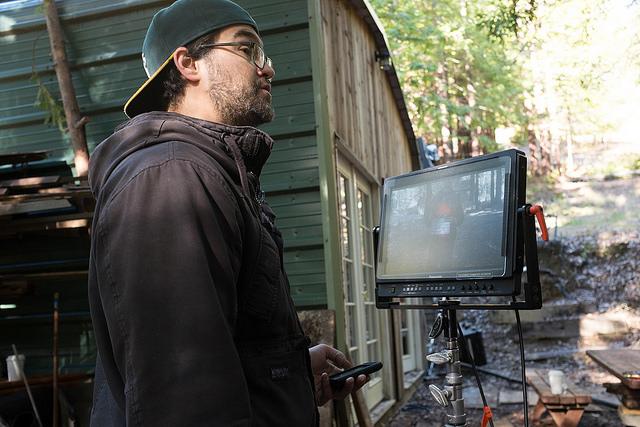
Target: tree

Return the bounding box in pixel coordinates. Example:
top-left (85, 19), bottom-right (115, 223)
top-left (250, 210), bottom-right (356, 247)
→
top-left (43, 0), bottom-right (90, 177)
top-left (372, 0), bottom-right (640, 176)
top-left (371, 0), bottom-right (534, 161)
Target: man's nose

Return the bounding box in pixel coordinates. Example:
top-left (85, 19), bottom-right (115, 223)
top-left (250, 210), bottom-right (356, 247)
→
top-left (259, 61), bottom-right (275, 82)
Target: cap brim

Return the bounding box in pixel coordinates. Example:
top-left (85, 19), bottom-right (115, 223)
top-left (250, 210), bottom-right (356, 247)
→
top-left (124, 51), bottom-right (175, 118)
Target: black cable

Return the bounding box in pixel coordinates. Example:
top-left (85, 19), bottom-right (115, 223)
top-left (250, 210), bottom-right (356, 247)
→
top-left (457, 324), bottom-right (495, 427)
top-left (514, 309), bottom-right (530, 427)
top-left (460, 362), bottom-right (522, 384)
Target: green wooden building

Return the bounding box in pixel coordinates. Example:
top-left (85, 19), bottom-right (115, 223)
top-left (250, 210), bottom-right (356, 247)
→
top-left (0, 0), bottom-right (422, 423)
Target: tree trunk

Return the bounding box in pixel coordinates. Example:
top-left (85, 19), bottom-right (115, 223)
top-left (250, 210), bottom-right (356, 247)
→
top-left (43, 0), bottom-right (89, 177)
top-left (528, 124), bottom-right (541, 176)
top-left (566, 106), bottom-right (575, 175)
top-left (437, 62), bottom-right (452, 162)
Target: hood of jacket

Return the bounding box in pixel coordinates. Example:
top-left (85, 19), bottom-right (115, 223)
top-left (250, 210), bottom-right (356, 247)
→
top-left (89, 111), bottom-right (274, 199)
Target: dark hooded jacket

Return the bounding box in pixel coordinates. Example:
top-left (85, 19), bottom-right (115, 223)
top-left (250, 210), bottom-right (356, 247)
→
top-left (88, 112), bottom-right (317, 426)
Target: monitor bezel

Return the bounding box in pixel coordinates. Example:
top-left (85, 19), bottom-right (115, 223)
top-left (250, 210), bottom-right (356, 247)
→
top-left (375, 149), bottom-right (526, 297)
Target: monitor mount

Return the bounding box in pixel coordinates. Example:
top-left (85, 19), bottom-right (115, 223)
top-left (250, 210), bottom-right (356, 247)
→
top-left (374, 204), bottom-right (547, 427)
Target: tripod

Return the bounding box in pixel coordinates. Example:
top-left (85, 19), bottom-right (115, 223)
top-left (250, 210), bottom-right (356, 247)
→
top-left (426, 301), bottom-right (468, 427)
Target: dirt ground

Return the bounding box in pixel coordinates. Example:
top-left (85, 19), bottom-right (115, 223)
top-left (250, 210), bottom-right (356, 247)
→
top-left (382, 163), bottom-right (640, 426)
top-left (384, 331), bottom-right (626, 427)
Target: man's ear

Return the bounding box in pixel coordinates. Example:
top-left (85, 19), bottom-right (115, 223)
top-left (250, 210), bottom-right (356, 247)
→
top-left (172, 47), bottom-right (201, 83)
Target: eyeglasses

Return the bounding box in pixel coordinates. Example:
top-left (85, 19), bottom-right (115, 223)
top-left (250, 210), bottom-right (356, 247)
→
top-left (200, 41), bottom-right (272, 70)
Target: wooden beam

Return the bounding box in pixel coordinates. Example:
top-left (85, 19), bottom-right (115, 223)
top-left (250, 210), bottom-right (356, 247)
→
top-left (0, 189), bottom-right (92, 204)
top-left (0, 212), bottom-right (92, 236)
top-left (0, 176), bottom-right (61, 189)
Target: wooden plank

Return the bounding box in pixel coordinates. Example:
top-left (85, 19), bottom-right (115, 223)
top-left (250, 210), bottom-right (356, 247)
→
top-left (529, 368), bottom-right (591, 427)
top-left (0, 151), bottom-right (48, 166)
top-left (588, 349), bottom-right (640, 389)
top-left (320, 0), bottom-right (412, 181)
top-left (527, 369), bottom-right (591, 405)
top-left (1, 270), bottom-right (88, 282)
top-left (0, 212), bottom-right (93, 236)
top-left (0, 175), bottom-right (60, 189)
top-left (0, 188), bottom-right (93, 203)
top-left (0, 373), bottom-right (91, 395)
top-left (0, 199), bottom-right (72, 217)
top-left (549, 407), bottom-right (585, 427)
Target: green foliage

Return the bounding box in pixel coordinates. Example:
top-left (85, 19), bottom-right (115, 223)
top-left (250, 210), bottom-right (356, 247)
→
top-left (477, 134), bottom-right (499, 152)
top-left (477, 0), bottom-right (537, 40)
top-left (371, 0), bottom-right (534, 158)
top-left (31, 2), bottom-right (67, 134)
top-left (371, 0), bottom-right (640, 174)
top-left (32, 73), bottom-right (67, 133)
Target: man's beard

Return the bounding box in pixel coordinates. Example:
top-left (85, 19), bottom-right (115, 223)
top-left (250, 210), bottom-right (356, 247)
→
top-left (206, 59), bottom-right (274, 127)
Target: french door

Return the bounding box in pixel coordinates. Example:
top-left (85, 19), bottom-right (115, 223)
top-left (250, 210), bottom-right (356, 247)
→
top-left (337, 159), bottom-right (384, 409)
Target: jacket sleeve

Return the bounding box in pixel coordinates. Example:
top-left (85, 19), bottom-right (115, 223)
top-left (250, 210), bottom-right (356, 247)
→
top-left (94, 158), bottom-right (251, 426)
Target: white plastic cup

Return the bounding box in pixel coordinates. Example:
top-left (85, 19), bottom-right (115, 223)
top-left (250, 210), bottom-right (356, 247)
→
top-left (548, 369), bottom-right (565, 395)
top-left (6, 354), bottom-right (25, 382)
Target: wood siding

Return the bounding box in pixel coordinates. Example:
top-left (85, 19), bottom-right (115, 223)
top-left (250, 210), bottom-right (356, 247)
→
top-left (0, 0), bottom-right (325, 307)
top-left (318, 0), bottom-right (414, 181)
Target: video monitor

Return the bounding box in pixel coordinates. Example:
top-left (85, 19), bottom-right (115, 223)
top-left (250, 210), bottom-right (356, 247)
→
top-left (376, 149), bottom-right (527, 301)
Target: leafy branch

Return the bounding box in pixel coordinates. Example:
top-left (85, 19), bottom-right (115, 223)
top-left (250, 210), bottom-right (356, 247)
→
top-left (32, 73), bottom-right (67, 133)
top-left (31, 19), bottom-right (66, 133)
top-left (477, 0), bottom-right (537, 40)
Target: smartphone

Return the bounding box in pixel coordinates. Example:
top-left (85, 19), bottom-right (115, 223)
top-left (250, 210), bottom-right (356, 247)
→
top-left (329, 361), bottom-right (383, 390)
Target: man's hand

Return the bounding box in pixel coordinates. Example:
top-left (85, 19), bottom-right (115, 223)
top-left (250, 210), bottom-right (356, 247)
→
top-left (308, 344), bottom-right (368, 406)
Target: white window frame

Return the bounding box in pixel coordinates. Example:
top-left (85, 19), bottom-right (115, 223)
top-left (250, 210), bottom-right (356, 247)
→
top-left (336, 154), bottom-right (389, 409)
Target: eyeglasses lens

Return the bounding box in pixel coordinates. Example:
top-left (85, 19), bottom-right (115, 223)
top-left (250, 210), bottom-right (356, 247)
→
top-left (253, 44), bottom-right (265, 69)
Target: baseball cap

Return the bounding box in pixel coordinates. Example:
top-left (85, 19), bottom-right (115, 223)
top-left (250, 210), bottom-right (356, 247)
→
top-left (124, 0), bottom-right (258, 118)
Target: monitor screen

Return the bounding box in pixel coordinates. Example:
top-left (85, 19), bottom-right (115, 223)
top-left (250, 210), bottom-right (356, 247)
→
top-left (377, 155), bottom-right (512, 281)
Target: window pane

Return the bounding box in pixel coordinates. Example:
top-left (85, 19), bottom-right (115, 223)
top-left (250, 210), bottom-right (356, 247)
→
top-left (401, 329), bottom-right (410, 356)
top-left (359, 226), bottom-right (366, 264)
top-left (339, 175), bottom-right (349, 219)
top-left (339, 174), bottom-right (352, 260)
top-left (348, 305), bottom-right (358, 350)
top-left (349, 348), bottom-right (360, 366)
top-left (357, 190), bottom-right (371, 227)
top-left (341, 216), bottom-right (351, 258)
top-left (367, 341), bottom-right (382, 379)
top-left (365, 304), bottom-right (378, 341)
top-left (364, 228), bottom-right (372, 263)
top-left (343, 260), bottom-right (354, 302)
top-left (362, 265), bottom-right (375, 302)
top-left (400, 311), bottom-right (410, 357)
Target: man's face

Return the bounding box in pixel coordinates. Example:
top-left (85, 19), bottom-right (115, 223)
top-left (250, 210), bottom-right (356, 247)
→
top-left (202, 25), bottom-right (275, 127)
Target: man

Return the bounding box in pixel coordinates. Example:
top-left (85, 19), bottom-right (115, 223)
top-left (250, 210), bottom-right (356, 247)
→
top-left (88, 0), bottom-right (367, 425)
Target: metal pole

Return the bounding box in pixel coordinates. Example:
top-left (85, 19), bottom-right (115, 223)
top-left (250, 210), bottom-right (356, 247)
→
top-left (443, 309), bottom-right (466, 427)
top-left (52, 292), bottom-right (60, 427)
top-left (12, 344), bottom-right (43, 427)
top-left (425, 308), bottom-right (468, 427)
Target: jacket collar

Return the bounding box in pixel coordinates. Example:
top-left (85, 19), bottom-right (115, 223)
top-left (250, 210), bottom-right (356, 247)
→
top-left (126, 111), bottom-right (274, 177)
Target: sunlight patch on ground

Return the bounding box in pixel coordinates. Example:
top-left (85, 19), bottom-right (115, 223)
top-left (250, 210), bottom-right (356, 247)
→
top-left (544, 176), bottom-right (640, 237)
